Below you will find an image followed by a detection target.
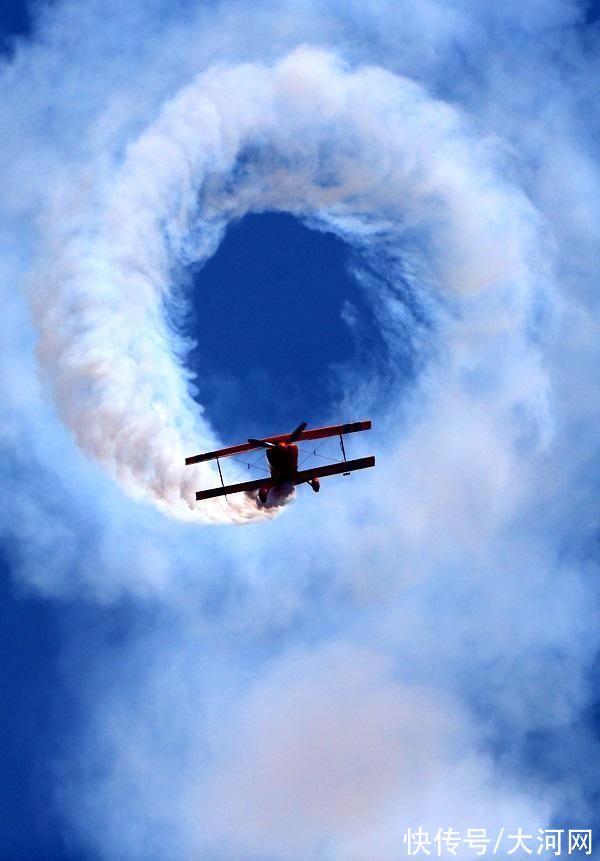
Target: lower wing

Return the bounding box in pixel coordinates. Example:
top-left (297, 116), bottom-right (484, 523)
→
top-left (194, 456), bottom-right (375, 501)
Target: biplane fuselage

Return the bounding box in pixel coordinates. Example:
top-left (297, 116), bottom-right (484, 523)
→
top-left (265, 442), bottom-right (299, 485)
top-left (257, 442), bottom-right (302, 504)
top-left (185, 420), bottom-right (375, 505)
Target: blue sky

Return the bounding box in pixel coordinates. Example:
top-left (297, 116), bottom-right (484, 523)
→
top-left (2, 1), bottom-right (600, 860)
top-left (0, 12), bottom-right (75, 860)
top-left (187, 211), bottom-right (375, 440)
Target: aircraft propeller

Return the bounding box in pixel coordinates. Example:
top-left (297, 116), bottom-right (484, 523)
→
top-left (286, 421), bottom-right (307, 443)
top-left (248, 421), bottom-right (307, 449)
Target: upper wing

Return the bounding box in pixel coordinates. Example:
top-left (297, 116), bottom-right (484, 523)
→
top-left (194, 455), bottom-right (375, 501)
top-left (186, 420), bottom-right (371, 465)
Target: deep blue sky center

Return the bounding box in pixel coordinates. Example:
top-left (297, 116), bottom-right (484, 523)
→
top-left (187, 212), bottom-right (371, 441)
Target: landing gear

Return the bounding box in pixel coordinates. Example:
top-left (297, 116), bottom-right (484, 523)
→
top-left (258, 487), bottom-right (268, 504)
top-left (309, 478), bottom-right (320, 493)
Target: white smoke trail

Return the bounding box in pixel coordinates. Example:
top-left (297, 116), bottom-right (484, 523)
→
top-left (28, 46), bottom-right (550, 523)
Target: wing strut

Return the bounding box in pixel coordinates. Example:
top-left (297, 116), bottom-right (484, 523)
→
top-left (339, 433), bottom-right (350, 475)
top-left (216, 457), bottom-right (227, 501)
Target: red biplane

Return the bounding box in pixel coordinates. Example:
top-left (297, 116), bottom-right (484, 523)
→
top-left (185, 420), bottom-right (375, 504)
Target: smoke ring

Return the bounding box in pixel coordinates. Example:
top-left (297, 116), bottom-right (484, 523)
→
top-left (29, 46), bottom-right (549, 524)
